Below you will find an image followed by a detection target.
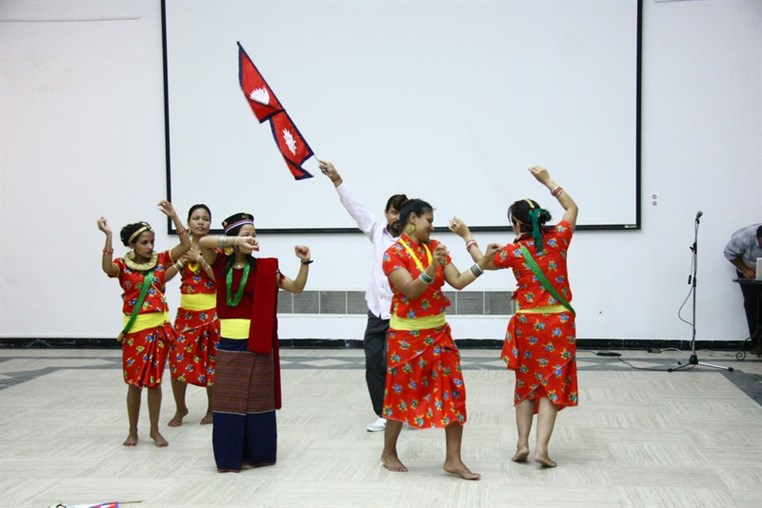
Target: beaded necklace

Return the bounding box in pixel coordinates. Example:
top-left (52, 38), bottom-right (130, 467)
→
top-left (226, 261), bottom-right (250, 307)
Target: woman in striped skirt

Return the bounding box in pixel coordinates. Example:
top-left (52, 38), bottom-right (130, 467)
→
top-left (198, 212), bottom-right (311, 472)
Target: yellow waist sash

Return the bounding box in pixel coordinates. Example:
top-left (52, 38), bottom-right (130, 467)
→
top-left (220, 318), bottom-right (251, 339)
top-left (516, 304), bottom-right (567, 314)
top-left (122, 312), bottom-right (169, 333)
top-left (390, 313), bottom-right (446, 331)
top-left (180, 293), bottom-right (216, 311)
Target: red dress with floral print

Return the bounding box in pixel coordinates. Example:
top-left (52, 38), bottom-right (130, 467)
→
top-left (493, 220), bottom-right (578, 412)
top-left (169, 261), bottom-right (220, 386)
top-left (381, 234), bottom-right (467, 429)
top-left (114, 250), bottom-right (174, 389)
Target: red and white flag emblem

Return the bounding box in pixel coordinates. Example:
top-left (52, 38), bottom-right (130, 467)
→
top-left (237, 42), bottom-right (314, 180)
top-left (269, 112), bottom-right (314, 180)
top-left (238, 42), bottom-right (283, 123)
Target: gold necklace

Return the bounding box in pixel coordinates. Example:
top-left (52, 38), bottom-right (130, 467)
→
top-left (125, 250), bottom-right (158, 271)
top-left (186, 244), bottom-right (200, 273)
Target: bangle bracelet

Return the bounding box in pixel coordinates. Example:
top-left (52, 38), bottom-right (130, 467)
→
top-left (102, 248), bottom-right (114, 255)
top-left (419, 271), bottom-right (434, 284)
top-left (466, 240), bottom-right (478, 251)
top-left (551, 186), bottom-right (564, 197)
top-left (470, 264), bottom-right (484, 277)
top-left (301, 259), bottom-right (314, 265)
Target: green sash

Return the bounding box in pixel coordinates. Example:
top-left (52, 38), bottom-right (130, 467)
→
top-left (119, 269), bottom-right (155, 339)
top-left (519, 245), bottom-right (575, 315)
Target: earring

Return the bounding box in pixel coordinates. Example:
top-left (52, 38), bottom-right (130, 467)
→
top-left (405, 224), bottom-right (415, 235)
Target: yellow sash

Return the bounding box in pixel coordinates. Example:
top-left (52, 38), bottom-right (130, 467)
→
top-left (122, 312), bottom-right (169, 333)
top-left (516, 304), bottom-right (567, 314)
top-left (220, 318), bottom-right (250, 339)
top-left (390, 313), bottom-right (446, 331)
top-left (180, 293), bottom-right (217, 311)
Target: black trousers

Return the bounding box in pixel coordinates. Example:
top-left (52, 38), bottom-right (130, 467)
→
top-left (363, 311), bottom-right (389, 416)
top-left (737, 271), bottom-right (762, 350)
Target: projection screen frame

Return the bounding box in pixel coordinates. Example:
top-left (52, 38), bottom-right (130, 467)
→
top-left (160, 0), bottom-right (642, 235)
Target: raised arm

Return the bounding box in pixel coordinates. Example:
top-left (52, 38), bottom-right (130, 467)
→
top-left (158, 200), bottom-right (192, 261)
top-left (319, 159), bottom-right (343, 188)
top-left (97, 217), bottom-right (119, 277)
top-left (529, 166), bottom-right (578, 230)
top-left (279, 245), bottom-right (312, 294)
top-left (197, 235), bottom-right (257, 255)
top-left (318, 159), bottom-right (379, 236)
top-left (448, 217), bottom-right (498, 270)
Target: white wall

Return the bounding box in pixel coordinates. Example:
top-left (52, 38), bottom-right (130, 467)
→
top-left (1, 0), bottom-right (760, 343)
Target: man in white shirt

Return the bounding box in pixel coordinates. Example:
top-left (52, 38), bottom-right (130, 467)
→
top-left (723, 223), bottom-right (762, 355)
top-left (319, 159), bottom-right (407, 431)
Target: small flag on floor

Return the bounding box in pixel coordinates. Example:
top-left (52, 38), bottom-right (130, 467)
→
top-left (238, 42), bottom-right (314, 180)
top-left (49, 502), bottom-right (129, 508)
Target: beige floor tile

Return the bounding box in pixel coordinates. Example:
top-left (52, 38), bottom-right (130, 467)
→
top-left (0, 349), bottom-right (760, 508)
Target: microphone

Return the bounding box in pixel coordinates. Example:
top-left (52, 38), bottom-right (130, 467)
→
top-left (695, 210), bottom-right (703, 221)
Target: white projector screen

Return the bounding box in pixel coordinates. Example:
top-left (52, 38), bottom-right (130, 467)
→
top-left (162, 0), bottom-right (640, 232)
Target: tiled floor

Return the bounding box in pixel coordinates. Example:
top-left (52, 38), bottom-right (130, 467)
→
top-left (0, 348), bottom-right (760, 508)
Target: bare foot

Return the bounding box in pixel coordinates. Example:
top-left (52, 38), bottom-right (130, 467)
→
top-left (167, 407), bottom-right (189, 427)
top-left (381, 452), bottom-right (408, 472)
top-left (511, 448), bottom-right (530, 463)
top-left (122, 433), bottom-right (138, 446)
top-left (150, 430), bottom-right (169, 447)
top-left (200, 412), bottom-right (213, 425)
top-left (443, 460), bottom-right (481, 480)
top-left (535, 454), bottom-right (557, 468)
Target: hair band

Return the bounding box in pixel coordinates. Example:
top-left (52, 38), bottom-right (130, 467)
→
top-left (223, 218), bottom-right (254, 234)
top-left (128, 225), bottom-right (152, 244)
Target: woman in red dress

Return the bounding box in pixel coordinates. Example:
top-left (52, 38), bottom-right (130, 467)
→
top-left (165, 204), bottom-right (220, 426)
top-left (97, 200), bottom-right (191, 447)
top-left (381, 199), bottom-right (497, 480)
top-left (450, 165), bottom-right (579, 468)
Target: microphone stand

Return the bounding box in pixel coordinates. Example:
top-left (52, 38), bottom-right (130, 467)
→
top-left (668, 214), bottom-right (733, 373)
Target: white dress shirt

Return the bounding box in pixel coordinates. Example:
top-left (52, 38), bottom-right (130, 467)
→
top-left (335, 182), bottom-right (397, 319)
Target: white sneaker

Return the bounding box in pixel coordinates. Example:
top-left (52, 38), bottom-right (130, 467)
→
top-left (366, 417), bottom-right (386, 432)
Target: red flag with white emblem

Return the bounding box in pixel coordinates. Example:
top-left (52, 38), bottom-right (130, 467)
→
top-left (238, 42), bottom-right (283, 123)
top-left (237, 42), bottom-right (314, 180)
top-left (269, 111), bottom-right (314, 180)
